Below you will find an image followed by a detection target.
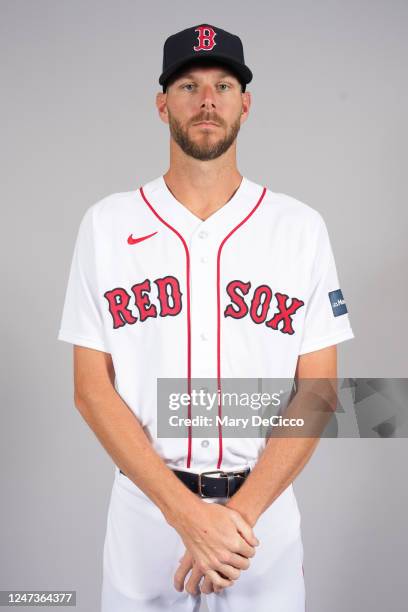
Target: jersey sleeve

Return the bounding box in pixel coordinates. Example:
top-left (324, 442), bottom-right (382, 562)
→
top-left (57, 204), bottom-right (109, 353)
top-left (298, 214), bottom-right (355, 355)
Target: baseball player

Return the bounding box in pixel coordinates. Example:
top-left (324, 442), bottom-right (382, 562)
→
top-left (57, 23), bottom-right (355, 611)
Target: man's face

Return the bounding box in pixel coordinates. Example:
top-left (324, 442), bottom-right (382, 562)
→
top-left (160, 64), bottom-right (249, 161)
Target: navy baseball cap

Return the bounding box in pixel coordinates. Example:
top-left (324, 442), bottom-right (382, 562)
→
top-left (159, 24), bottom-right (253, 92)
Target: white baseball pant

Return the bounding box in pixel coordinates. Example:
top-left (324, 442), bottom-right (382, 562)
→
top-left (101, 467), bottom-right (305, 611)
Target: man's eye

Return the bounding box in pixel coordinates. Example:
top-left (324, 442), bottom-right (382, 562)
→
top-left (180, 83), bottom-right (231, 91)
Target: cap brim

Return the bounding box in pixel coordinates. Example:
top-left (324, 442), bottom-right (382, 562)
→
top-left (159, 53), bottom-right (253, 88)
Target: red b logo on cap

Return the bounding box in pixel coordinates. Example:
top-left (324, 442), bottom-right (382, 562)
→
top-left (193, 26), bottom-right (217, 51)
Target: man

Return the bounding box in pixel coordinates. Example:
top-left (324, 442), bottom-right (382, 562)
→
top-left (57, 23), bottom-right (355, 611)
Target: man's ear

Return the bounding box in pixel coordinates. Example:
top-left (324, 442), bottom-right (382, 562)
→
top-left (240, 90), bottom-right (251, 124)
top-left (156, 91), bottom-right (169, 124)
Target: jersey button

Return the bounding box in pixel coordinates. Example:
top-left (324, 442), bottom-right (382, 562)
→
top-left (201, 440), bottom-right (210, 448)
top-left (200, 255), bottom-right (208, 263)
top-left (200, 332), bottom-right (208, 341)
top-left (198, 230), bottom-right (208, 239)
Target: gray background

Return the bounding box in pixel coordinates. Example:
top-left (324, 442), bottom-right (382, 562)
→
top-left (1, 0), bottom-right (407, 610)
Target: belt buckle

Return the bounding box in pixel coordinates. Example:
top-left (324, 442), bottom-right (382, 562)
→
top-left (198, 470), bottom-right (229, 498)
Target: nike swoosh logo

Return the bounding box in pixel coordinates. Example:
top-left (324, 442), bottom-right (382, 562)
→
top-left (127, 231), bottom-right (158, 245)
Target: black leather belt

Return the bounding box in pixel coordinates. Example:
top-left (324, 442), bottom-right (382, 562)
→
top-left (119, 467), bottom-right (250, 498)
top-left (172, 468), bottom-right (250, 498)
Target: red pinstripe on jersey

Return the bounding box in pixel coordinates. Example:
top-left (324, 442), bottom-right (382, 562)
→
top-left (139, 187), bottom-right (193, 466)
top-left (216, 187), bottom-right (267, 468)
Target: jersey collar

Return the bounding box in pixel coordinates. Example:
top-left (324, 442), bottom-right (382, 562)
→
top-left (140, 175), bottom-right (265, 239)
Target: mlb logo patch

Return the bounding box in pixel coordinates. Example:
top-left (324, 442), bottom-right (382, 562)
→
top-left (328, 289), bottom-right (348, 317)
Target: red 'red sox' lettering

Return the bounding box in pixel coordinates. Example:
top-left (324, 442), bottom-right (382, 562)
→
top-left (104, 275), bottom-right (182, 329)
top-left (224, 280), bottom-right (305, 335)
top-left (103, 276), bottom-right (304, 335)
top-left (224, 280), bottom-right (251, 318)
top-left (154, 276), bottom-right (182, 317)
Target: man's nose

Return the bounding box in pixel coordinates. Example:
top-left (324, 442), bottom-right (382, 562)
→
top-left (199, 84), bottom-right (216, 110)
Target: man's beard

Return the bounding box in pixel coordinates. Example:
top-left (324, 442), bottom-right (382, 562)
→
top-left (168, 110), bottom-right (242, 161)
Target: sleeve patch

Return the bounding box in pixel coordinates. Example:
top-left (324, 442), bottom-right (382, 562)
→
top-left (328, 289), bottom-right (348, 317)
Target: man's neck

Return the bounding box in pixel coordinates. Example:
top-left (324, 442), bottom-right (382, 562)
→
top-left (163, 156), bottom-right (243, 221)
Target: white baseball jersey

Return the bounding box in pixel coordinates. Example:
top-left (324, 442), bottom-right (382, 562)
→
top-left (57, 174), bottom-right (354, 611)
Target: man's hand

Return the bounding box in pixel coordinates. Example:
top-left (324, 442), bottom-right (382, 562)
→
top-left (172, 503), bottom-right (258, 594)
top-left (174, 544), bottom-right (252, 596)
top-left (174, 549), bottom-right (218, 595)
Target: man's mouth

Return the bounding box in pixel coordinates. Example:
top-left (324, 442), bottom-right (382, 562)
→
top-left (193, 121), bottom-right (220, 127)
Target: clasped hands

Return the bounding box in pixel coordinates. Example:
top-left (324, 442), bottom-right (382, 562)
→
top-left (172, 500), bottom-right (259, 596)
